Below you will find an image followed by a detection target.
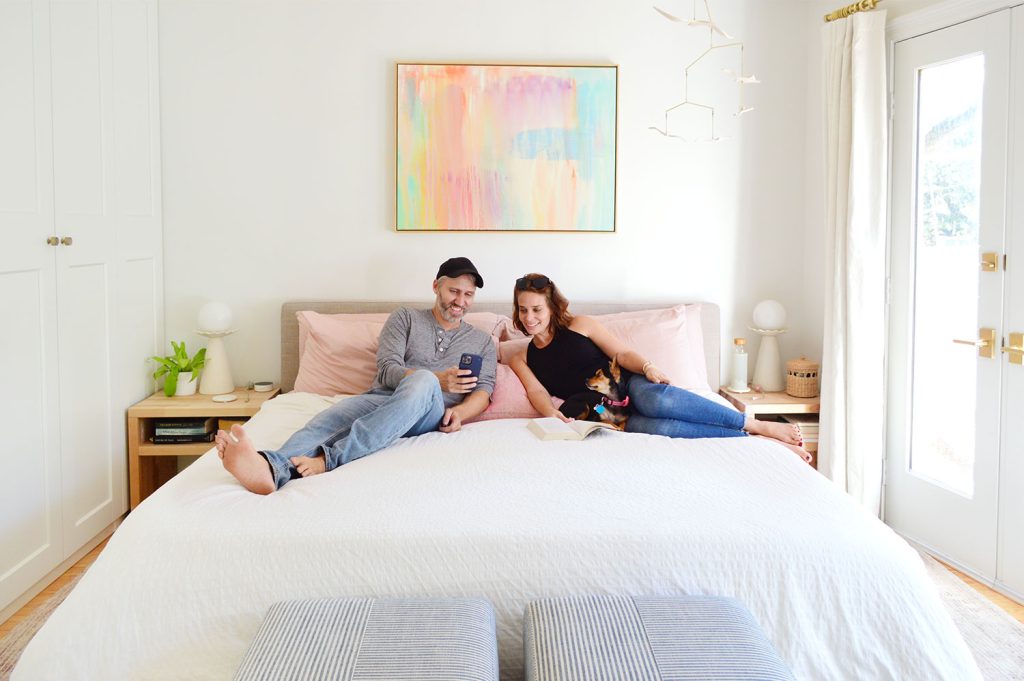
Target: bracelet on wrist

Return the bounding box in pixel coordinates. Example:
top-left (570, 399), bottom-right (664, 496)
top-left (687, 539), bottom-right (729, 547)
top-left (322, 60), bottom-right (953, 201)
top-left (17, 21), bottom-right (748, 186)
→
top-left (641, 361), bottom-right (653, 374)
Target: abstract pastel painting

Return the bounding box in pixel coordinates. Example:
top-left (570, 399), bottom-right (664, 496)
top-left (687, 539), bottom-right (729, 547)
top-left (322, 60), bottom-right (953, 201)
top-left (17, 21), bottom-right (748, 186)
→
top-left (396, 63), bottom-right (617, 232)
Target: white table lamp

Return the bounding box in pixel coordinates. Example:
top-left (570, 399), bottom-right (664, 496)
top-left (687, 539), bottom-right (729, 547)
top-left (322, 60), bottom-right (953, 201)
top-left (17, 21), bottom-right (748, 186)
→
top-left (197, 302), bottom-right (237, 395)
top-left (750, 299), bottom-right (787, 392)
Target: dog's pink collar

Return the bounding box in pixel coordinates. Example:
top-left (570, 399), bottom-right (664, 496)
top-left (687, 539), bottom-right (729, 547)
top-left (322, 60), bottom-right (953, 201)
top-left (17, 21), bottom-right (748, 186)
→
top-left (602, 395), bottom-right (629, 408)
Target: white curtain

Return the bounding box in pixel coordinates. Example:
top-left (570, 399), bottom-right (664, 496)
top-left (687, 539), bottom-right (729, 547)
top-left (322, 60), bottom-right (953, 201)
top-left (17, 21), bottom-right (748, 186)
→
top-left (819, 10), bottom-right (888, 514)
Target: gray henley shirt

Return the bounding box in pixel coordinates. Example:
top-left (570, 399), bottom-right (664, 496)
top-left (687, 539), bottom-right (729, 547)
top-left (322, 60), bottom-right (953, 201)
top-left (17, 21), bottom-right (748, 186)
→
top-left (371, 307), bottom-right (497, 408)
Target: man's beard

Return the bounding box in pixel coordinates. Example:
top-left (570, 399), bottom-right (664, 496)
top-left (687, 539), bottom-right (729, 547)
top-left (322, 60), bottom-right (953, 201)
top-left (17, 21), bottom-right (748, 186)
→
top-left (438, 299), bottom-right (465, 323)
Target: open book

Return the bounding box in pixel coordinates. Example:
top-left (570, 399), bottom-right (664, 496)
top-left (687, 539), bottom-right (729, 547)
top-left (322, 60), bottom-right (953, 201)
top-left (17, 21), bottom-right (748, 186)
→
top-left (527, 417), bottom-right (618, 441)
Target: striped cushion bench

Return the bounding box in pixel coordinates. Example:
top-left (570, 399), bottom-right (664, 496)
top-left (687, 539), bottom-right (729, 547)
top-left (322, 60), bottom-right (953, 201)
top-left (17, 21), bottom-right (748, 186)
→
top-left (234, 597), bottom-right (498, 681)
top-left (524, 595), bottom-right (795, 681)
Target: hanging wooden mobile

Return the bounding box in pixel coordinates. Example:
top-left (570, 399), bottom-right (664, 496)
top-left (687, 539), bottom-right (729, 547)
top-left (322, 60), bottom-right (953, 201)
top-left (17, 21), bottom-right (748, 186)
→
top-left (650, 0), bottom-right (760, 141)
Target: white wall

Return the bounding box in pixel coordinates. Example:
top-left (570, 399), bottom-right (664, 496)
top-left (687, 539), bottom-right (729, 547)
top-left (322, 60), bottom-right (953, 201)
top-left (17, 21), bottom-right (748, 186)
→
top-left (159, 0), bottom-right (818, 386)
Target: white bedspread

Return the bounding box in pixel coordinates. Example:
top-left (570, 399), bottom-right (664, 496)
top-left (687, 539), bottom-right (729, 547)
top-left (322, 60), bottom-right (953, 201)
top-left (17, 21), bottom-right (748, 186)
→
top-left (14, 392), bottom-right (979, 680)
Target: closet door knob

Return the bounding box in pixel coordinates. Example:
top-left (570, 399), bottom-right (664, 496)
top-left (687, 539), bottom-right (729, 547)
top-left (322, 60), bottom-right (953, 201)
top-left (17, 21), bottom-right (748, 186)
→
top-left (46, 236), bottom-right (59, 246)
top-left (60, 236), bottom-right (73, 246)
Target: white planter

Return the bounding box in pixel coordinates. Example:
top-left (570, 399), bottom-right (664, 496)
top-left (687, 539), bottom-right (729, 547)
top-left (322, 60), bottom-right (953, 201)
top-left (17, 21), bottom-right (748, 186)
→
top-left (174, 371), bottom-right (197, 396)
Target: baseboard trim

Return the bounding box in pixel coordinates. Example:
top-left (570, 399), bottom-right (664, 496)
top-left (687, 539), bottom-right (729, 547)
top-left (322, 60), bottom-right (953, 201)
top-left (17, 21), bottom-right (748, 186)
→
top-left (902, 535), bottom-right (1024, 607)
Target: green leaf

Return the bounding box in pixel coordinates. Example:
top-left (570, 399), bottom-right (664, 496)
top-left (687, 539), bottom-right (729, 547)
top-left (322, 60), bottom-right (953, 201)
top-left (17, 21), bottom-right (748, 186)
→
top-left (163, 367), bottom-right (179, 396)
top-left (189, 348), bottom-right (207, 372)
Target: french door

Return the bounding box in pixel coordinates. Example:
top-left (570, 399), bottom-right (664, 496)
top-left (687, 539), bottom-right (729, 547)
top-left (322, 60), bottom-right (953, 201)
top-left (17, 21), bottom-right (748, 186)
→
top-left (886, 7), bottom-right (1024, 600)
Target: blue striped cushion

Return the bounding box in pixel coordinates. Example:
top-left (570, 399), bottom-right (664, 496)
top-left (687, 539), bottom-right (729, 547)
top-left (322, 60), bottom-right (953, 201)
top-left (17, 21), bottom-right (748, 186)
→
top-left (234, 597), bottom-right (498, 681)
top-left (524, 595), bottom-right (795, 681)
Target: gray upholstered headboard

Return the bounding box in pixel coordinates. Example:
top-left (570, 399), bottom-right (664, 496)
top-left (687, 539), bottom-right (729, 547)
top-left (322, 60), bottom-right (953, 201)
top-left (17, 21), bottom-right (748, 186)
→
top-left (281, 301), bottom-right (720, 392)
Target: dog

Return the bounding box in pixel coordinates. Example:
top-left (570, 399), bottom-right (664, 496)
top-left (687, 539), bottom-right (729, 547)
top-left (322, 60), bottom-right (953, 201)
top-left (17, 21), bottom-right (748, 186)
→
top-left (584, 357), bottom-right (631, 430)
top-left (556, 357), bottom-right (631, 430)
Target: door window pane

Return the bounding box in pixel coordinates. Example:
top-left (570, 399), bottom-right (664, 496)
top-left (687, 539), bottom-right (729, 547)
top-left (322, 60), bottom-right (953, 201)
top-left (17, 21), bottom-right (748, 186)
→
top-left (910, 54), bottom-right (984, 496)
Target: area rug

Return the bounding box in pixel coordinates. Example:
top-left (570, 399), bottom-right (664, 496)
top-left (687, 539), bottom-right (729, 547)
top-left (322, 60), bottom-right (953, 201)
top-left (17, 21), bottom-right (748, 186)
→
top-left (919, 552), bottom-right (1024, 680)
top-left (1, 559), bottom-right (1022, 680)
top-left (0, 575), bottom-right (81, 681)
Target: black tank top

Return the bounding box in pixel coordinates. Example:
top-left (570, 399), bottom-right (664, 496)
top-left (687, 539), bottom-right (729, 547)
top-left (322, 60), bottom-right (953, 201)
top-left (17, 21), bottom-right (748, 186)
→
top-left (527, 329), bottom-right (610, 399)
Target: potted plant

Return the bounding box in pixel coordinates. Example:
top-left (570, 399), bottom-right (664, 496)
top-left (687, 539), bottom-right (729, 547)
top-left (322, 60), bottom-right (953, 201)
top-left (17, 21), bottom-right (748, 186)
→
top-left (150, 341), bottom-right (207, 396)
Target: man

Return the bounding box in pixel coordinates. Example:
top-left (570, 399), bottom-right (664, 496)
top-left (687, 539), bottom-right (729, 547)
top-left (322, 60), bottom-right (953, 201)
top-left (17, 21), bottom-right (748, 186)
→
top-left (216, 257), bottom-right (497, 494)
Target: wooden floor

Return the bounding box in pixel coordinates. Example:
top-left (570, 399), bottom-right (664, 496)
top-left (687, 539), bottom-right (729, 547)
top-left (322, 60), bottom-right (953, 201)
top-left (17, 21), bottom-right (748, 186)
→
top-left (1, 541), bottom-right (1022, 639)
top-left (0, 538), bottom-right (108, 639)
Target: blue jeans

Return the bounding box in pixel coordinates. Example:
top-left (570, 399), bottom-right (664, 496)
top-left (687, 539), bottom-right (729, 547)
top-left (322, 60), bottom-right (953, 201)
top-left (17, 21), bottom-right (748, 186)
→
top-left (623, 375), bottom-right (748, 438)
top-left (260, 370), bottom-right (446, 489)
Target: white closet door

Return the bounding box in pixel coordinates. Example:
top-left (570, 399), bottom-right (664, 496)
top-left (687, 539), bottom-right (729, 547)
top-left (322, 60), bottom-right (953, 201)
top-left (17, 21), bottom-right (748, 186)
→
top-left (50, 0), bottom-right (119, 552)
top-left (51, 0), bottom-right (162, 552)
top-left (998, 6), bottom-right (1024, 602)
top-left (0, 0), bottom-right (63, 608)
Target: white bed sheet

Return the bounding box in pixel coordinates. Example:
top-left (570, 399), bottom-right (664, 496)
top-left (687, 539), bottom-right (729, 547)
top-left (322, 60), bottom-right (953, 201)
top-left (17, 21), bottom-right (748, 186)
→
top-left (14, 391), bottom-right (979, 680)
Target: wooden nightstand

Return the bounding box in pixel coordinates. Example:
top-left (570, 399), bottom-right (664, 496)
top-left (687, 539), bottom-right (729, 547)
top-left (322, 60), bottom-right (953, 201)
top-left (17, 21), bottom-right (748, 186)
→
top-left (719, 388), bottom-right (820, 467)
top-left (718, 388), bottom-right (820, 417)
top-left (127, 387), bottom-right (280, 509)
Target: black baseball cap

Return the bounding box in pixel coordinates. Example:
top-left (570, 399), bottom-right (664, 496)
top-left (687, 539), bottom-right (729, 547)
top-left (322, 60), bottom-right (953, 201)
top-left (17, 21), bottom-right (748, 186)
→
top-left (435, 257), bottom-right (484, 288)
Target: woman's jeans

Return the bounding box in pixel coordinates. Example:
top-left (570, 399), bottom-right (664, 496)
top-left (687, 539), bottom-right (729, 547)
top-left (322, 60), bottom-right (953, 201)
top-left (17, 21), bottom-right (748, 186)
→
top-left (624, 375), bottom-right (748, 439)
top-left (260, 370), bottom-right (445, 489)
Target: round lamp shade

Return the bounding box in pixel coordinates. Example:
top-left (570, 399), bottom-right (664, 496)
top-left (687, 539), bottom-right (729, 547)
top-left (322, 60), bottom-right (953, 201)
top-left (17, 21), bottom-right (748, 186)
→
top-left (752, 299), bottom-right (787, 330)
top-left (197, 301), bottom-right (234, 333)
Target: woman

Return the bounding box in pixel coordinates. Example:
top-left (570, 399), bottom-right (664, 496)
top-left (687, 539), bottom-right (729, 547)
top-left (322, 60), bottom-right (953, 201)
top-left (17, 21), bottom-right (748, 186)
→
top-left (508, 273), bottom-right (811, 461)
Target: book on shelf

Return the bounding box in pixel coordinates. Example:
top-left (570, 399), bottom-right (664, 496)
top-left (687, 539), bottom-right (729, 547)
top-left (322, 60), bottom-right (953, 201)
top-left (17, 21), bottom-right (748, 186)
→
top-left (154, 416), bottom-right (216, 428)
top-left (154, 416), bottom-right (216, 436)
top-left (781, 413), bottom-right (819, 434)
top-left (151, 431), bottom-right (216, 444)
top-left (527, 417), bottom-right (618, 441)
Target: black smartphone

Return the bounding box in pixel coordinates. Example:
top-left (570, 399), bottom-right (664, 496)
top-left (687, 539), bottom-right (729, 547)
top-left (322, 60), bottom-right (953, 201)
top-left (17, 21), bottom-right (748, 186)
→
top-left (459, 353), bottom-right (483, 378)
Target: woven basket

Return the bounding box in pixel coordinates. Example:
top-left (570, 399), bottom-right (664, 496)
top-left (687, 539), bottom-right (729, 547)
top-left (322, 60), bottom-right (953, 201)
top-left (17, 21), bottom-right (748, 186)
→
top-left (785, 357), bottom-right (819, 398)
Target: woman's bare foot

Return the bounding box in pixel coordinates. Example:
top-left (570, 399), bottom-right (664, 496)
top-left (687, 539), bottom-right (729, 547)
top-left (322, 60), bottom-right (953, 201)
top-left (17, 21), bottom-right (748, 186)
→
top-left (753, 435), bottom-right (814, 464)
top-left (744, 418), bottom-right (802, 446)
top-left (289, 455), bottom-right (326, 477)
top-left (220, 425), bottom-right (275, 494)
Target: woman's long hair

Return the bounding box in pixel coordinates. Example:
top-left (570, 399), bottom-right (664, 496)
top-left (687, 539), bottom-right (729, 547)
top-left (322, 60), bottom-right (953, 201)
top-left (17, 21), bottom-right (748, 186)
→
top-left (512, 273), bottom-right (574, 336)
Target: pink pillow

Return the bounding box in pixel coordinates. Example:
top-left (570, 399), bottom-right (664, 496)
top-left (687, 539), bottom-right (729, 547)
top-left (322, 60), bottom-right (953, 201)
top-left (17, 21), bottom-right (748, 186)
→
top-left (297, 310), bottom-right (507, 359)
top-left (498, 337), bottom-right (532, 364)
top-left (294, 313), bottom-right (386, 395)
top-left (496, 315), bottom-right (527, 342)
top-left (297, 312), bottom-right (382, 364)
top-left (495, 306), bottom-right (707, 390)
top-left (594, 305), bottom-right (708, 390)
top-left (467, 364), bottom-right (562, 422)
top-left (294, 310), bottom-right (510, 396)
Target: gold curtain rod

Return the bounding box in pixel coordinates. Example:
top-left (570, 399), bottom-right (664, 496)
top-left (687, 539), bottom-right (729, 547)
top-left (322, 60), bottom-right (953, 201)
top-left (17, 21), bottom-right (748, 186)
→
top-left (824, 0), bottom-right (881, 22)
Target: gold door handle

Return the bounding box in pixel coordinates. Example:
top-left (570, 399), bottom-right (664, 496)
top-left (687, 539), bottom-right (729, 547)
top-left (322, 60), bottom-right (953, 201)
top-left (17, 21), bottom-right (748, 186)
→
top-left (952, 328), bottom-right (996, 359)
top-left (981, 252), bottom-right (999, 271)
top-left (1004, 333), bottom-right (1024, 365)
top-left (60, 236), bottom-right (72, 246)
top-left (46, 236), bottom-right (59, 246)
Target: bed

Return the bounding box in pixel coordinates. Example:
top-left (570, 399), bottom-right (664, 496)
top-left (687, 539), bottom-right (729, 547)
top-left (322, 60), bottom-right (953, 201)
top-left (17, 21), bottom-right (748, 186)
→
top-left (13, 301), bottom-right (980, 680)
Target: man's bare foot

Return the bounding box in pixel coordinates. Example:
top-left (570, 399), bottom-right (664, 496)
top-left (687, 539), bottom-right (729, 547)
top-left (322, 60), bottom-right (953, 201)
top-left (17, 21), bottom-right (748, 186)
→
top-left (744, 418), bottom-right (802, 445)
top-left (753, 435), bottom-right (814, 464)
top-left (289, 455), bottom-right (326, 478)
top-left (221, 425), bottom-right (275, 494)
